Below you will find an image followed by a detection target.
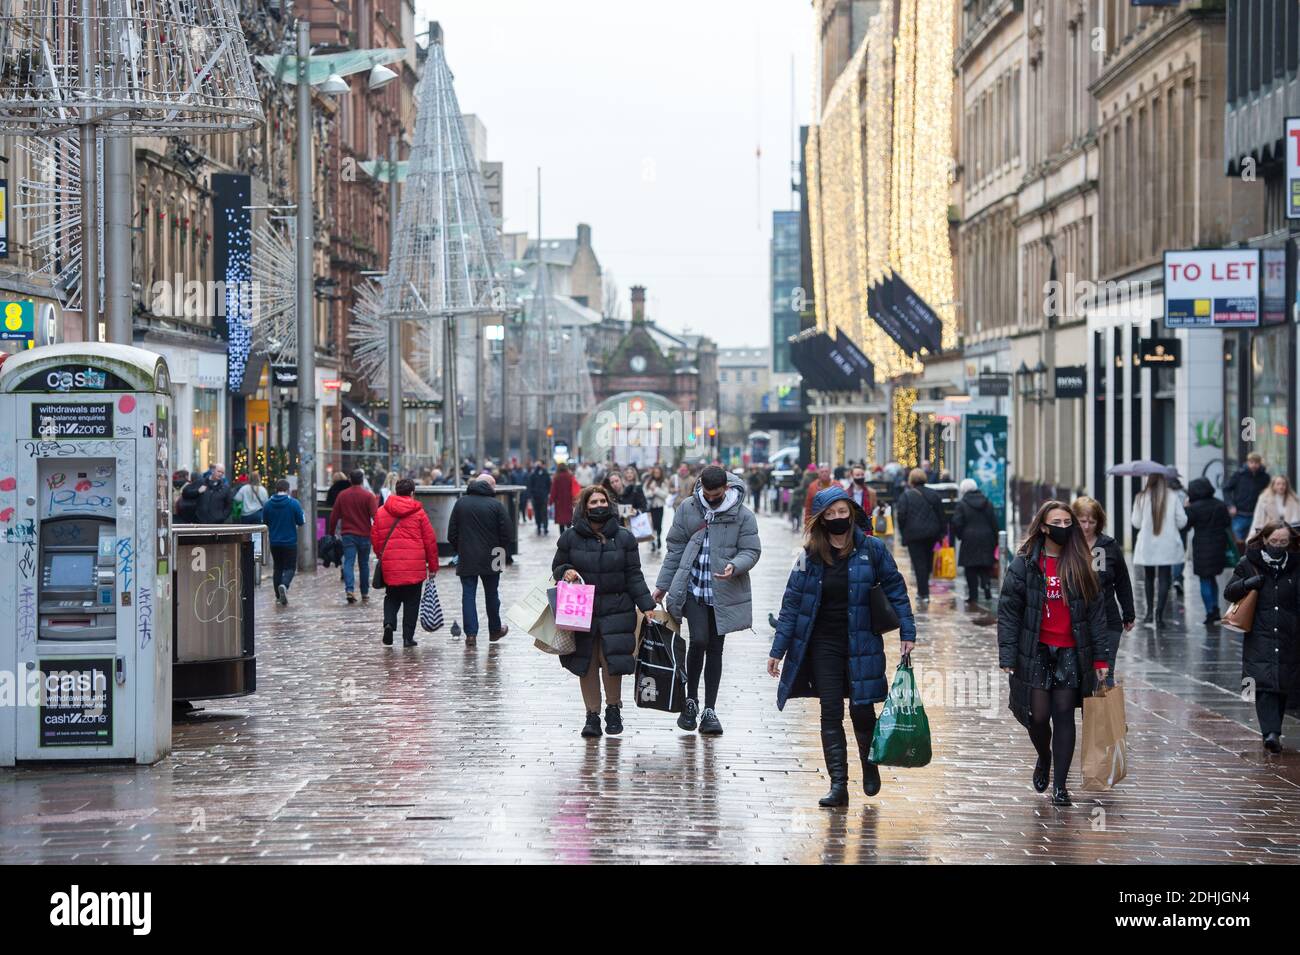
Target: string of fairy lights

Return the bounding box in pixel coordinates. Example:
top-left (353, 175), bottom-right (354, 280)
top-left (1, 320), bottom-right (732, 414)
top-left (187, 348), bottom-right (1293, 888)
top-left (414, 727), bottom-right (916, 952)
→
top-left (807, 0), bottom-right (956, 467)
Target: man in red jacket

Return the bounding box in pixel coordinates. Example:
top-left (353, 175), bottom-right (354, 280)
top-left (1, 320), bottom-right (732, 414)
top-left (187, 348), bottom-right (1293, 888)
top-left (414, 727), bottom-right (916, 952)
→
top-left (371, 478), bottom-right (440, 647)
top-left (329, 469), bottom-right (378, 604)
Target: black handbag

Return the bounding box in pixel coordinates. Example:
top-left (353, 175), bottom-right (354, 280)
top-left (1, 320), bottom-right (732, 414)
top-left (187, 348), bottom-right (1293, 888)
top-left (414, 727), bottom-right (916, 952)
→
top-left (864, 543), bottom-right (901, 635)
top-left (371, 514), bottom-right (403, 590)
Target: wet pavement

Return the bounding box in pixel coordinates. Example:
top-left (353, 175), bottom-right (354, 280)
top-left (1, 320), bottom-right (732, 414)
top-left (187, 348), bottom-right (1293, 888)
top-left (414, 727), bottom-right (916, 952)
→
top-left (2, 507), bottom-right (1298, 864)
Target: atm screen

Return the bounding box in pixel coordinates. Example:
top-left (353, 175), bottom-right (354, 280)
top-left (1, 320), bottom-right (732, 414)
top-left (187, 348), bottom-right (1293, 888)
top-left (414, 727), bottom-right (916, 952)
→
top-left (47, 553), bottom-right (95, 588)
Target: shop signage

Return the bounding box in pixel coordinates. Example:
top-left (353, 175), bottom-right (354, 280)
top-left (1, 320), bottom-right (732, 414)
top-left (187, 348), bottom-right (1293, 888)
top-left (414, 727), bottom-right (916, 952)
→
top-left (0, 299), bottom-right (33, 344)
top-left (13, 363), bottom-right (135, 393)
top-left (976, 373), bottom-right (1010, 396)
top-left (271, 364), bottom-right (299, 387)
top-left (1263, 247), bottom-right (1287, 325)
top-left (1287, 117), bottom-right (1300, 220)
top-left (1137, 338), bottom-right (1181, 367)
top-left (1164, 249), bottom-right (1260, 328)
top-left (0, 177), bottom-right (9, 259)
top-left (32, 402), bottom-right (114, 439)
top-left (1053, 365), bottom-right (1087, 398)
top-left (39, 658), bottom-right (114, 747)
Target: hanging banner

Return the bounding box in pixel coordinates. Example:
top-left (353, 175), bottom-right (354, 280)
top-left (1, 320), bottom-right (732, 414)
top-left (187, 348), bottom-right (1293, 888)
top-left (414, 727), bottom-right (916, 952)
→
top-left (889, 272), bottom-right (944, 353)
top-left (212, 173), bottom-right (255, 392)
top-left (1287, 117), bottom-right (1300, 220)
top-left (965, 414), bottom-right (1007, 530)
top-left (1164, 249), bottom-right (1260, 328)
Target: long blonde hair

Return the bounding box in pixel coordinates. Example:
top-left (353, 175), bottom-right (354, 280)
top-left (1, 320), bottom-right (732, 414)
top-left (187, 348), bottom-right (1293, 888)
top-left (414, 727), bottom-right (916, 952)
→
top-left (1139, 473), bottom-right (1169, 536)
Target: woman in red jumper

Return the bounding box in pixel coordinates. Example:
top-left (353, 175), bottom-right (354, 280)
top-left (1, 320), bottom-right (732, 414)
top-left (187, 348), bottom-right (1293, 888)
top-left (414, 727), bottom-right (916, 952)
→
top-left (996, 500), bottom-right (1109, 805)
top-left (371, 478), bottom-right (439, 648)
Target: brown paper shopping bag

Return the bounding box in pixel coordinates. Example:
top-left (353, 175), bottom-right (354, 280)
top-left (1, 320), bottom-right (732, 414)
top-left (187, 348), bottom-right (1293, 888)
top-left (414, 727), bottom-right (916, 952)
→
top-left (1081, 683), bottom-right (1128, 791)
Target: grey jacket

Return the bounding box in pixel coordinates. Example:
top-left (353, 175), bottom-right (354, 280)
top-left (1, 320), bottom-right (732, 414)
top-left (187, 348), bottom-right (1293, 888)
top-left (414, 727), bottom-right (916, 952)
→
top-left (655, 473), bottom-right (761, 634)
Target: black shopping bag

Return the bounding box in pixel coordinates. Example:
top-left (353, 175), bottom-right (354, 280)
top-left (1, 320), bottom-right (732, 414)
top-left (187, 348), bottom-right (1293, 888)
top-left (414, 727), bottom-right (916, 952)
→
top-left (633, 615), bottom-right (688, 713)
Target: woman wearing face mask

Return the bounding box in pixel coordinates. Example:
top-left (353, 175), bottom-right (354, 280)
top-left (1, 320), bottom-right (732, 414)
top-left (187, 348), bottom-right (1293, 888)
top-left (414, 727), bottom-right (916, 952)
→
top-left (553, 485), bottom-right (656, 738)
top-left (1071, 496), bottom-right (1134, 685)
top-left (998, 500), bottom-right (1108, 806)
top-left (1224, 521), bottom-right (1300, 753)
top-left (769, 486), bottom-right (916, 807)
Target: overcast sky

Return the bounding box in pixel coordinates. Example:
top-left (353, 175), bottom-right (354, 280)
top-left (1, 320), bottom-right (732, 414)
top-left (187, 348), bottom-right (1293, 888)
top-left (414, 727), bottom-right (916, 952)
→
top-left (414, 0), bottom-right (814, 349)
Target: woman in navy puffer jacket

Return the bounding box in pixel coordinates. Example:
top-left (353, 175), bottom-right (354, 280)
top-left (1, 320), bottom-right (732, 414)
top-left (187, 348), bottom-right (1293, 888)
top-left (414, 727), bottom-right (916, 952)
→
top-left (769, 486), bottom-right (916, 807)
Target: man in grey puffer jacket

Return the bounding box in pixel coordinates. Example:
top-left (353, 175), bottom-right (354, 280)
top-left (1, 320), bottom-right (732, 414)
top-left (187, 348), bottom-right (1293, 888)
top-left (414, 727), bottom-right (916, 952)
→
top-left (653, 465), bottom-right (761, 736)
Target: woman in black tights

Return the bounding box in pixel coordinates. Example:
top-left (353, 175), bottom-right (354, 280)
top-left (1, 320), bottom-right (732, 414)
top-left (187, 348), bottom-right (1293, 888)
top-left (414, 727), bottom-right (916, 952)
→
top-left (997, 500), bottom-right (1109, 806)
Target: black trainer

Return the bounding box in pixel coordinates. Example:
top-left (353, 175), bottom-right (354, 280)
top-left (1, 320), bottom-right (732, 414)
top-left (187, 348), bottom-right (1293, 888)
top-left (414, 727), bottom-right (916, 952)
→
top-left (403, 636), bottom-right (418, 648)
top-left (581, 711), bottom-right (602, 738)
top-left (1264, 732), bottom-right (1282, 754)
top-left (699, 707), bottom-right (723, 736)
top-left (382, 625), bottom-right (394, 646)
top-left (604, 704), bottom-right (623, 735)
top-left (677, 698), bottom-right (699, 732)
top-left (1051, 786), bottom-right (1071, 806)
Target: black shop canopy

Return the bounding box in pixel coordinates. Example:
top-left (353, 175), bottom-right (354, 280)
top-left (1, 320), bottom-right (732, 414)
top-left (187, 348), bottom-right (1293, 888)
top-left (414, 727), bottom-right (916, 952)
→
top-left (867, 272), bottom-right (942, 357)
top-left (788, 327), bottom-right (874, 393)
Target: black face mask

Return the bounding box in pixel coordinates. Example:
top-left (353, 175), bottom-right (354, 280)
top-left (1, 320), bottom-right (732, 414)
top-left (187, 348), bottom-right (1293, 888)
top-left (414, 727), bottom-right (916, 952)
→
top-left (1266, 545), bottom-right (1289, 560)
top-left (823, 516), bottom-right (853, 535)
top-left (853, 477), bottom-right (866, 485)
top-left (1046, 524), bottom-right (1073, 546)
top-left (704, 493), bottom-right (725, 509)
top-left (587, 507), bottom-right (612, 523)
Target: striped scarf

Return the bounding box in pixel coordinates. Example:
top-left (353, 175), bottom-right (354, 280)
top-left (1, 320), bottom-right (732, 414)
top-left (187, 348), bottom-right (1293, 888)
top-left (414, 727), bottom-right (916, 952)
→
top-left (690, 485), bottom-right (739, 605)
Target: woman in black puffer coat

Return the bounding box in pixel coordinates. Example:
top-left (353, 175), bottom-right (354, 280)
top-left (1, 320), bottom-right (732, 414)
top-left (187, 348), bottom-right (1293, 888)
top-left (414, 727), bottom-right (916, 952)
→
top-left (553, 483), bottom-right (656, 739)
top-left (951, 478), bottom-right (999, 603)
top-left (1185, 477), bottom-right (1232, 624)
top-left (998, 500), bottom-right (1108, 806)
top-left (1223, 521), bottom-right (1300, 753)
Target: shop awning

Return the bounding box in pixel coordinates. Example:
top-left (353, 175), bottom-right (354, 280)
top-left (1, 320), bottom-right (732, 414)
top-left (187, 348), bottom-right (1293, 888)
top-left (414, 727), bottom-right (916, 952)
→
top-left (751, 410), bottom-right (810, 431)
top-left (788, 329), bottom-right (869, 393)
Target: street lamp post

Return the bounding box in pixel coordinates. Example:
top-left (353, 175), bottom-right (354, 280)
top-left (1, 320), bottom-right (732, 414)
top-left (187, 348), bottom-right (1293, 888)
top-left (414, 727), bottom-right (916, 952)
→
top-left (387, 135), bottom-right (403, 475)
top-left (296, 23), bottom-right (318, 570)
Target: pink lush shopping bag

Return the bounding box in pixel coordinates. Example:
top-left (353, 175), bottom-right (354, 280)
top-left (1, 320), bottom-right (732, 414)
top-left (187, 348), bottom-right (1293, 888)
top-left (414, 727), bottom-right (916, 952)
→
top-left (554, 580), bottom-right (596, 632)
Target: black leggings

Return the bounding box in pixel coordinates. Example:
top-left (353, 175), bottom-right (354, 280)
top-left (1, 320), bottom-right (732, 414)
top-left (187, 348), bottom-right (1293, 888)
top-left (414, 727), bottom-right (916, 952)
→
top-left (684, 597), bottom-right (725, 708)
top-left (1143, 565), bottom-right (1172, 618)
top-left (1029, 686), bottom-right (1077, 788)
top-left (809, 631), bottom-right (877, 742)
top-left (649, 506), bottom-right (664, 543)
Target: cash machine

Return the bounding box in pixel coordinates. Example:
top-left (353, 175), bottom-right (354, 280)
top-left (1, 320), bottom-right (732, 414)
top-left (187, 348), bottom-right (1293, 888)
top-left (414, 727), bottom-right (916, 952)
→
top-left (0, 343), bottom-right (174, 765)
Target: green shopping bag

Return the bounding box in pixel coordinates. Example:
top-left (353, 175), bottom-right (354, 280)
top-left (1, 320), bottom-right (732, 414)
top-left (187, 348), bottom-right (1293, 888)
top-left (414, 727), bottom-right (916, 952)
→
top-left (869, 655), bottom-right (932, 767)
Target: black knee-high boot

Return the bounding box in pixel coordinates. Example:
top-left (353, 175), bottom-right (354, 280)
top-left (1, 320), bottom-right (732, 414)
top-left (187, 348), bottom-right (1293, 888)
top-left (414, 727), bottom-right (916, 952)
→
top-left (819, 724), bottom-right (849, 807)
top-left (849, 704), bottom-right (881, 796)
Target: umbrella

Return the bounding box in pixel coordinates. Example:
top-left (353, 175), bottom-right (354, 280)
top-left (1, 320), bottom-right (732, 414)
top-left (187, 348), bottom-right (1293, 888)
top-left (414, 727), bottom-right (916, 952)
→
top-left (1106, 460), bottom-right (1179, 478)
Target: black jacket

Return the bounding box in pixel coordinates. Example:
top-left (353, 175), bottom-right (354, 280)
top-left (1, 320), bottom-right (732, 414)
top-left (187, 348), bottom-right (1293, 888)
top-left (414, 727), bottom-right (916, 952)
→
top-left (325, 479), bottom-right (350, 508)
top-left (526, 467), bottom-right (552, 500)
top-left (1224, 549), bottom-right (1300, 695)
top-left (613, 482), bottom-right (648, 514)
top-left (1185, 477), bottom-right (1232, 578)
top-left (447, 481), bottom-right (513, 577)
top-left (951, 491), bottom-right (998, 567)
top-left (552, 513), bottom-right (655, 679)
top-left (1223, 465), bottom-right (1270, 515)
top-left (894, 485), bottom-right (945, 545)
top-left (997, 539), bottom-right (1106, 713)
top-left (1093, 532), bottom-right (1136, 630)
top-left (183, 477), bottom-right (234, 524)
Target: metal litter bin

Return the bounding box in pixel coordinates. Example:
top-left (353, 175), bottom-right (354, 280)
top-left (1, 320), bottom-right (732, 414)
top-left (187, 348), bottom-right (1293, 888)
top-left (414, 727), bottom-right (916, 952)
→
top-left (172, 524), bottom-right (263, 701)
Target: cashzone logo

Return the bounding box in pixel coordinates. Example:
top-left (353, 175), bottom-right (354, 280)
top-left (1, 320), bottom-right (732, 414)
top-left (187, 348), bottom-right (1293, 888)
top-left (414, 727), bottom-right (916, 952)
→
top-left (47, 367), bottom-right (107, 391)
